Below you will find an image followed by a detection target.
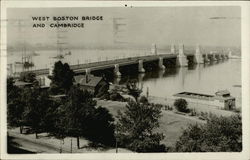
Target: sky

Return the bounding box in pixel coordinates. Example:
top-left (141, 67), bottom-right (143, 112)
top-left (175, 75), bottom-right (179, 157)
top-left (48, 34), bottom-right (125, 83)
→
top-left (7, 6), bottom-right (241, 49)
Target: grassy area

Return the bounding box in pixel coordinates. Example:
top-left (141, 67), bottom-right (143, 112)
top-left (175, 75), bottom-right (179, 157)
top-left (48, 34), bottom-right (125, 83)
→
top-left (97, 99), bottom-right (203, 148)
top-left (148, 96), bottom-right (236, 117)
top-left (157, 110), bottom-right (200, 148)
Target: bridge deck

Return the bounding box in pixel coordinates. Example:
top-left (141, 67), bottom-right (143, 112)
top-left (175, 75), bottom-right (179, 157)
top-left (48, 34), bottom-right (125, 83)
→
top-left (19, 54), bottom-right (177, 76)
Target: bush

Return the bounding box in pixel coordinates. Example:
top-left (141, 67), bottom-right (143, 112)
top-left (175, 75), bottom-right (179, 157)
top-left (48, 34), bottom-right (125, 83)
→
top-left (138, 96), bottom-right (148, 104)
top-left (175, 114), bottom-right (242, 152)
top-left (19, 72), bottom-right (37, 83)
top-left (174, 98), bottom-right (189, 113)
top-left (110, 92), bottom-right (124, 101)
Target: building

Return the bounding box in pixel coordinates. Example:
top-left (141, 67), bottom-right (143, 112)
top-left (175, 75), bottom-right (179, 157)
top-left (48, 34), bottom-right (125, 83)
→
top-left (214, 90), bottom-right (236, 110)
top-left (74, 74), bottom-right (109, 95)
top-left (174, 90), bottom-right (236, 110)
top-left (36, 76), bottom-right (51, 90)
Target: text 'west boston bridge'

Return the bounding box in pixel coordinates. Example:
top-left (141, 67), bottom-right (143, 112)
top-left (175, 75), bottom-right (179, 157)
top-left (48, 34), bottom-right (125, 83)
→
top-left (32, 16), bottom-right (103, 21)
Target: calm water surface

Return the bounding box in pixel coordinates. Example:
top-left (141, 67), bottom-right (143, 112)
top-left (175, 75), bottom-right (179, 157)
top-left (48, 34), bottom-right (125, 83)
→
top-left (8, 49), bottom-right (241, 107)
top-left (118, 59), bottom-right (241, 107)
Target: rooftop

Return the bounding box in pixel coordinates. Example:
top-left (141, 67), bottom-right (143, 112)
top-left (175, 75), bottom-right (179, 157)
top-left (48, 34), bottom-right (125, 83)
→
top-left (215, 90), bottom-right (230, 96)
top-left (174, 91), bottom-right (235, 101)
top-left (74, 75), bottom-right (103, 87)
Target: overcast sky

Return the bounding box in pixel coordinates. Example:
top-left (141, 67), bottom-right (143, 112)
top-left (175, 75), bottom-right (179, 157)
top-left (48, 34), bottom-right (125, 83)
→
top-left (7, 6), bottom-right (241, 48)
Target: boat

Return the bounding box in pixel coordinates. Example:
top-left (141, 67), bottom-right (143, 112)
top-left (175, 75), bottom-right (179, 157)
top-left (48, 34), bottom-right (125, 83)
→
top-left (65, 51), bottom-right (71, 56)
top-left (23, 61), bottom-right (34, 68)
top-left (53, 54), bottom-right (64, 59)
top-left (31, 51), bottom-right (40, 56)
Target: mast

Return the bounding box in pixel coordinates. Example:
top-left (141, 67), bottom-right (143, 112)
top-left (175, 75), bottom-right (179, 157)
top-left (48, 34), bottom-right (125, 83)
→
top-left (56, 21), bottom-right (68, 59)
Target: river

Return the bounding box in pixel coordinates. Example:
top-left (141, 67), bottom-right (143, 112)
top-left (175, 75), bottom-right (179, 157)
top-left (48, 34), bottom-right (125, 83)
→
top-left (7, 49), bottom-right (241, 107)
top-left (117, 59), bottom-right (241, 108)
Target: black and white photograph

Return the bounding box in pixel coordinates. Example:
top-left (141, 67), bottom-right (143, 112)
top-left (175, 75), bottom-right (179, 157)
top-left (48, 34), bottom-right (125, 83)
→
top-left (0, 1), bottom-right (249, 160)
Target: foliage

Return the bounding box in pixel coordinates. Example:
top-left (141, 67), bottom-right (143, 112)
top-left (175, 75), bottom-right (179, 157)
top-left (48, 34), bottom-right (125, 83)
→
top-left (19, 72), bottom-right (37, 84)
top-left (7, 78), bottom-right (25, 127)
top-left (116, 100), bottom-right (166, 152)
top-left (174, 98), bottom-right (189, 113)
top-left (7, 76), bottom-right (115, 147)
top-left (126, 79), bottom-right (142, 101)
top-left (95, 81), bottom-right (109, 98)
top-left (49, 61), bottom-right (74, 94)
top-left (138, 96), bottom-right (149, 104)
top-left (175, 114), bottom-right (242, 152)
top-left (85, 106), bottom-right (115, 145)
top-left (7, 77), bottom-right (57, 137)
top-left (110, 92), bottom-right (124, 101)
top-left (60, 86), bottom-right (115, 147)
top-left (21, 88), bottom-right (52, 138)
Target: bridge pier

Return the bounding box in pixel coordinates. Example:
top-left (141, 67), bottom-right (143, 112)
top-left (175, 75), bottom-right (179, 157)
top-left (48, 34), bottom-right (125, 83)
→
top-left (151, 43), bottom-right (157, 55)
top-left (176, 44), bottom-right (188, 67)
top-left (204, 54), bottom-right (210, 63)
top-left (225, 53), bottom-right (229, 59)
top-left (85, 68), bottom-right (91, 76)
top-left (228, 50), bottom-right (232, 58)
top-left (194, 44), bottom-right (204, 64)
top-left (138, 60), bottom-right (145, 73)
top-left (212, 53), bottom-right (217, 61)
top-left (217, 54), bottom-right (222, 61)
top-left (171, 44), bottom-right (175, 54)
top-left (158, 57), bottom-right (165, 70)
top-left (221, 54), bottom-right (225, 60)
top-left (114, 64), bottom-right (121, 77)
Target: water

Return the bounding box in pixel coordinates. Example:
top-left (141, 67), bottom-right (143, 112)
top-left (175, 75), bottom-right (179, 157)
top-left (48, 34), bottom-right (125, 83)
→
top-left (118, 59), bottom-right (241, 107)
top-left (7, 48), bottom-right (152, 72)
top-left (7, 49), bottom-right (241, 107)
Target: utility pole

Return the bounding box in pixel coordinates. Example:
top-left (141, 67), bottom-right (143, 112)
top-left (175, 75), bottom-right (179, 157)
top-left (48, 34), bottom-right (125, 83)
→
top-left (71, 138), bottom-right (73, 153)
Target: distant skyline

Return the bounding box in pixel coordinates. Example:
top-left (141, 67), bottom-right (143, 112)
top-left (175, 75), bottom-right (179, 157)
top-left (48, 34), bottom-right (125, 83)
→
top-left (7, 6), bottom-right (241, 49)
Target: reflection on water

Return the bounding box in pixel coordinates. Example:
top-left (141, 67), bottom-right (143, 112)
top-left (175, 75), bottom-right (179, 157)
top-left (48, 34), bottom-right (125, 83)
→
top-left (116, 59), bottom-right (241, 107)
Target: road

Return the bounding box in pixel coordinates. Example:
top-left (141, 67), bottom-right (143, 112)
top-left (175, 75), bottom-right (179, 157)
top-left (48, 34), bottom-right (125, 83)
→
top-left (9, 133), bottom-right (69, 153)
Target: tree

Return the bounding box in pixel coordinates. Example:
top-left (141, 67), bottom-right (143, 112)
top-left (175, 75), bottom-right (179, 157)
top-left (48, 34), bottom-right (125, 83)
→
top-left (85, 107), bottom-right (115, 146)
top-left (21, 88), bottom-right (51, 138)
top-left (174, 98), bottom-right (189, 113)
top-left (49, 61), bottom-right (74, 94)
top-left (19, 72), bottom-right (37, 84)
top-left (7, 78), bottom-right (25, 132)
top-left (116, 100), bottom-right (166, 152)
top-left (175, 114), bottom-right (242, 152)
top-left (61, 86), bottom-right (115, 148)
top-left (138, 95), bottom-right (149, 104)
top-left (126, 79), bottom-right (142, 101)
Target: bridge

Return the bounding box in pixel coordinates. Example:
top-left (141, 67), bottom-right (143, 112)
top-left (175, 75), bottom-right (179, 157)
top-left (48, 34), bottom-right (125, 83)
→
top-left (8, 44), bottom-right (230, 77)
